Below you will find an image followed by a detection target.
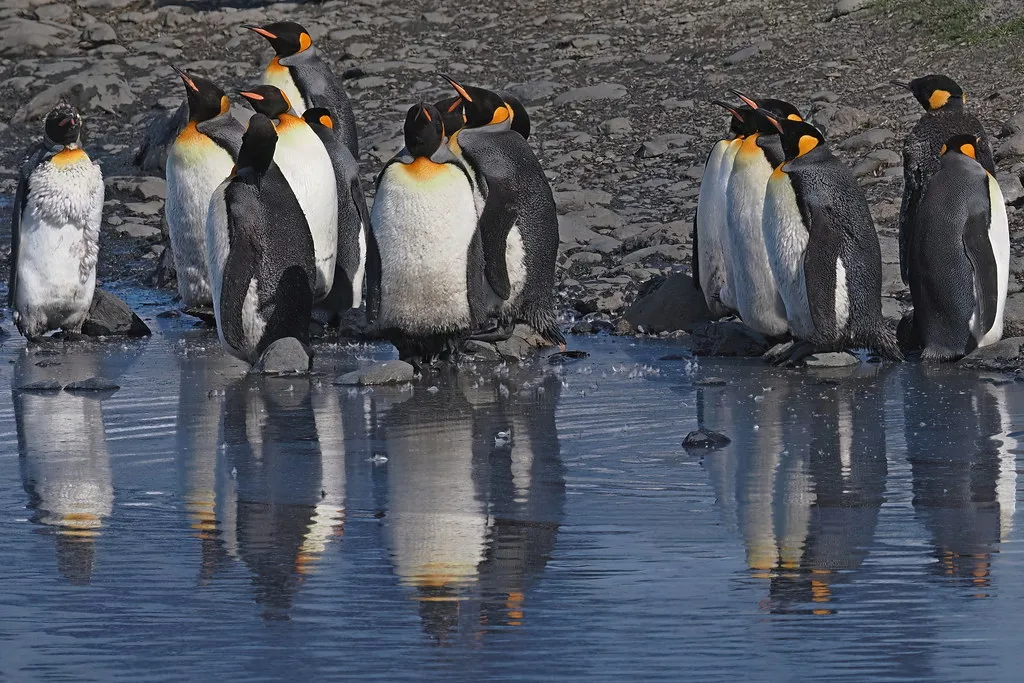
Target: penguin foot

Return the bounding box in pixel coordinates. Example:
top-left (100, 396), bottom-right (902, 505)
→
top-left (762, 341), bottom-right (794, 363)
top-left (469, 323), bottom-right (515, 343)
top-left (772, 340), bottom-right (819, 367)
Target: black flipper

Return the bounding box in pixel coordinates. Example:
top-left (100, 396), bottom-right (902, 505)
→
top-left (803, 203), bottom-right (843, 344)
top-left (962, 179), bottom-right (999, 336)
top-left (365, 224), bottom-right (382, 324)
top-left (219, 228), bottom-right (259, 356)
top-left (475, 182), bottom-right (515, 301)
top-left (466, 229), bottom-right (489, 327)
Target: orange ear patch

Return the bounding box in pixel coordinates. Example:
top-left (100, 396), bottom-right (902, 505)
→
top-left (928, 89), bottom-right (951, 110)
top-left (490, 104), bottom-right (510, 126)
top-left (797, 134), bottom-right (819, 157)
top-left (299, 32), bottom-right (312, 52)
top-left (319, 114), bottom-right (333, 128)
top-left (219, 95), bottom-right (231, 115)
top-left (786, 114), bottom-right (802, 122)
top-left (959, 143), bottom-right (977, 159)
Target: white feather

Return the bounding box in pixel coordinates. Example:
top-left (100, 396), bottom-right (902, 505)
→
top-left (762, 171), bottom-right (814, 339)
top-left (978, 175), bottom-right (1010, 347)
top-left (262, 67), bottom-right (307, 118)
top-left (835, 257), bottom-right (850, 333)
top-left (695, 139), bottom-right (731, 313)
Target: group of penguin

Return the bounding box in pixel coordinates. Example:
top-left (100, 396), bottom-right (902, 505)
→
top-left (10, 20), bottom-right (563, 369)
top-left (693, 74), bottom-right (1009, 364)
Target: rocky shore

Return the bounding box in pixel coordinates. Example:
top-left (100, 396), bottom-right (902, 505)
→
top-left (2, 0), bottom-right (1023, 349)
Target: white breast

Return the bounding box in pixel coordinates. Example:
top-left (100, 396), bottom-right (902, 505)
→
top-left (166, 134), bottom-right (235, 307)
top-left (762, 172), bottom-right (814, 339)
top-left (16, 155), bottom-right (103, 337)
top-left (977, 175), bottom-right (1010, 347)
top-left (275, 119), bottom-right (338, 299)
top-left (262, 67), bottom-right (308, 117)
top-left (717, 140), bottom-right (743, 310)
top-left (695, 140), bottom-right (730, 313)
top-left (370, 161), bottom-right (480, 334)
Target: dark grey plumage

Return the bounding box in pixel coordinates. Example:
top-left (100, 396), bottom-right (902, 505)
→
top-left (284, 49), bottom-right (358, 159)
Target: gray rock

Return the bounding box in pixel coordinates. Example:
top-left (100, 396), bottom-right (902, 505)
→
top-left (682, 428), bottom-right (731, 451)
top-left (997, 132), bottom-right (1024, 160)
top-left (840, 128), bottom-right (895, 151)
top-left (623, 272), bottom-right (714, 333)
top-left (15, 379), bottom-right (63, 393)
top-left (832, 0), bottom-right (871, 17)
top-left (65, 377), bottom-right (120, 392)
top-left (1002, 292), bottom-right (1024, 337)
top-left (106, 176), bottom-right (167, 201)
top-left (117, 222), bottom-right (162, 239)
top-left (724, 40), bottom-right (771, 65)
top-left (853, 157), bottom-right (882, 177)
top-left (495, 324), bottom-right (552, 360)
top-left (503, 80), bottom-right (562, 103)
top-left (34, 4), bottom-right (71, 22)
top-left (1000, 111), bottom-right (1024, 138)
top-left (14, 62), bottom-right (134, 123)
top-left (335, 360), bottom-right (416, 385)
top-left (599, 117), bottom-right (632, 135)
top-left (82, 22), bottom-right (117, 47)
top-left (553, 82), bottom-right (627, 105)
top-left (957, 338), bottom-right (1024, 371)
top-left (809, 103), bottom-right (870, 138)
top-left (998, 173), bottom-right (1024, 205)
top-left (636, 140), bottom-right (668, 158)
top-left (463, 340), bottom-right (501, 361)
top-left (805, 352), bottom-right (859, 367)
top-left (0, 18), bottom-right (76, 57)
top-left (81, 289), bottom-right (151, 337)
top-left (690, 321), bottom-right (770, 357)
top-left (250, 337), bottom-right (312, 375)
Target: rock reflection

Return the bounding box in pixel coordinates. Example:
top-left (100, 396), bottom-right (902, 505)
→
top-left (703, 365), bottom-right (889, 614)
top-left (905, 368), bottom-right (1018, 596)
top-left (377, 368), bottom-right (565, 643)
top-left (13, 346), bottom-right (115, 585)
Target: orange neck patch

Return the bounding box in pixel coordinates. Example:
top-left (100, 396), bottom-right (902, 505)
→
top-left (175, 120), bottom-right (212, 146)
top-left (404, 156), bottom-right (445, 180)
top-left (266, 56), bottom-right (288, 75)
top-left (51, 147), bottom-right (88, 167)
top-left (276, 112), bottom-right (304, 135)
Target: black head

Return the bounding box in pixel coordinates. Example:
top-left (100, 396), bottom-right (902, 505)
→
top-left (711, 100), bottom-right (756, 137)
top-left (404, 103), bottom-right (444, 158)
top-left (244, 21), bottom-right (312, 58)
top-left (763, 114), bottom-right (826, 162)
top-left (731, 90), bottom-right (804, 123)
top-left (940, 133), bottom-right (981, 160)
top-left (173, 66), bottom-right (230, 123)
top-left (302, 107), bottom-right (335, 132)
top-left (434, 95), bottom-right (467, 137)
top-left (239, 85), bottom-right (292, 119)
top-left (441, 75), bottom-right (511, 129)
top-left (44, 102), bottom-right (82, 147)
top-left (891, 74), bottom-right (965, 111)
top-left (236, 113), bottom-right (278, 174)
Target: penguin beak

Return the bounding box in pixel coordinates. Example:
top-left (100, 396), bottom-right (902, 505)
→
top-left (244, 24), bottom-right (278, 40)
top-left (441, 74), bottom-right (473, 103)
top-left (171, 65), bottom-right (199, 92)
top-left (419, 105), bottom-right (433, 122)
top-left (890, 80), bottom-right (911, 90)
top-left (238, 91), bottom-right (264, 106)
top-left (445, 97), bottom-right (463, 114)
top-left (711, 99), bottom-right (743, 122)
top-left (762, 112), bottom-right (784, 134)
top-left (730, 90), bottom-right (759, 109)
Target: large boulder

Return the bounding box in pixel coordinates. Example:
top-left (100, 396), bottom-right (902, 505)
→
top-left (957, 337), bottom-right (1024, 371)
top-left (250, 337), bottom-right (312, 375)
top-left (81, 290), bottom-right (151, 337)
top-left (623, 272), bottom-right (714, 333)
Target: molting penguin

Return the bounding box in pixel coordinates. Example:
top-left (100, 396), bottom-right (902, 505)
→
top-left (761, 114), bottom-right (902, 364)
top-left (239, 85), bottom-right (338, 300)
top-left (367, 102), bottom-right (488, 365)
top-left (722, 92), bottom-right (801, 338)
top-left (165, 67), bottom-right (244, 311)
top-left (908, 134), bottom-right (1009, 360)
top-left (10, 103), bottom-right (104, 340)
top-left (441, 76), bottom-right (564, 347)
top-left (435, 92), bottom-right (531, 141)
top-left (692, 100), bottom-right (754, 318)
top-left (206, 113), bottom-right (317, 367)
top-left (892, 75), bottom-right (995, 285)
top-left (301, 107), bottom-right (369, 318)
top-left (245, 21), bottom-right (359, 159)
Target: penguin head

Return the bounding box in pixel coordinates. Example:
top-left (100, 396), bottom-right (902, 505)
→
top-left (236, 113), bottom-right (279, 175)
top-left (244, 21), bottom-right (313, 58)
top-left (43, 102), bottom-right (82, 148)
top-left (891, 75), bottom-right (965, 111)
top-left (940, 134), bottom-right (980, 160)
top-left (239, 85), bottom-right (292, 119)
top-left (711, 100), bottom-right (756, 138)
top-left (763, 114), bottom-right (826, 162)
top-left (302, 107), bottom-right (336, 132)
top-left (173, 66), bottom-right (230, 123)
top-left (404, 103), bottom-right (444, 158)
top-left (440, 75), bottom-right (512, 129)
top-left (731, 91), bottom-right (804, 126)
top-left (435, 95), bottom-right (467, 137)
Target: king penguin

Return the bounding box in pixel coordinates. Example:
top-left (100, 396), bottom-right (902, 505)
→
top-left (692, 100), bottom-right (754, 318)
top-left (206, 113), bottom-right (316, 366)
top-left (367, 102), bottom-right (488, 365)
top-left (908, 134), bottom-right (1009, 360)
top-left (245, 21), bottom-right (359, 159)
top-left (10, 102), bottom-right (104, 340)
top-left (239, 85), bottom-right (338, 301)
top-left (761, 114), bottom-right (902, 364)
top-left (722, 92), bottom-right (802, 338)
top-left (892, 74), bottom-right (995, 285)
top-left (441, 76), bottom-right (564, 347)
top-left (165, 67), bottom-right (244, 311)
top-left (301, 107), bottom-right (369, 318)
top-left (435, 92), bottom-right (531, 141)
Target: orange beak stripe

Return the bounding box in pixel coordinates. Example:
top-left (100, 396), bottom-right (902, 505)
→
top-left (240, 91), bottom-right (264, 100)
top-left (442, 75), bottom-right (473, 103)
top-left (446, 97), bottom-right (463, 113)
top-left (249, 27), bottom-right (278, 40)
top-left (423, 107), bottom-right (432, 122)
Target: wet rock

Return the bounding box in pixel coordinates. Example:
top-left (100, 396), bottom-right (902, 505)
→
top-left (250, 337), bottom-right (312, 375)
top-left (495, 324), bottom-right (552, 359)
top-left (553, 82), bottom-right (627, 105)
top-left (15, 379), bottom-right (63, 393)
top-left (690, 321), bottom-right (770, 357)
top-left (548, 350), bottom-right (590, 363)
top-left (1000, 111), bottom-right (1024, 138)
top-left (81, 290), bottom-right (152, 337)
top-left (623, 272), bottom-right (713, 333)
top-left (464, 340), bottom-right (502, 361)
top-left (957, 338), bottom-right (1024, 371)
top-left (335, 360), bottom-right (416, 385)
top-left (682, 428), bottom-right (731, 451)
top-left (65, 377), bottom-right (120, 393)
top-left (116, 222), bottom-right (162, 239)
top-left (805, 351), bottom-right (859, 367)
top-left (840, 128), bottom-right (895, 151)
top-left (724, 40), bottom-right (771, 65)
top-left (0, 18), bottom-right (76, 57)
top-left (696, 377), bottom-right (727, 386)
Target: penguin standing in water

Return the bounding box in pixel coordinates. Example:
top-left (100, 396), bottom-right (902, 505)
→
top-left (301, 107), bottom-right (369, 317)
top-left (435, 92), bottom-right (531, 141)
top-left (206, 113), bottom-right (316, 366)
top-left (892, 75), bottom-right (995, 284)
top-left (165, 68), bottom-right (244, 312)
top-left (368, 102), bottom-right (488, 364)
top-left (692, 101), bottom-right (753, 318)
top-left (761, 114), bottom-right (902, 364)
top-left (10, 103), bottom-right (104, 340)
top-left (245, 21), bottom-right (359, 159)
top-left (239, 85), bottom-right (338, 300)
top-left (722, 93), bottom-right (802, 338)
top-left (908, 134), bottom-right (1009, 360)
top-left (440, 76), bottom-right (564, 347)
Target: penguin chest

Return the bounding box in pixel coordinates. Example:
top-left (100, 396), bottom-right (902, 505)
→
top-left (275, 119), bottom-right (339, 298)
top-left (763, 174), bottom-right (814, 338)
top-left (978, 175), bottom-right (1011, 346)
top-left (263, 60), bottom-right (308, 116)
top-left (695, 141), bottom-right (731, 302)
top-left (370, 162), bottom-right (480, 333)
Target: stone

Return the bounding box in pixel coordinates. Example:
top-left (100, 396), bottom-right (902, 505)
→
top-left (335, 360), bottom-right (416, 385)
top-left (724, 40), bottom-right (771, 65)
top-left (81, 290), bottom-right (152, 337)
top-left (15, 380), bottom-right (63, 393)
top-left (14, 62), bottom-right (135, 123)
top-left (832, 0), bottom-right (871, 17)
top-left (809, 104), bottom-right (870, 139)
top-left (116, 222), bottom-right (162, 239)
top-left (464, 340), bottom-right (501, 361)
top-left (1002, 293), bottom-right (1024, 337)
top-left (553, 82), bottom-right (627, 105)
top-left (957, 338), bottom-right (1024, 371)
top-left (840, 128), bottom-right (895, 151)
top-left (682, 428), bottom-right (731, 451)
top-left (503, 80), bottom-right (562, 103)
top-left (250, 337), bottom-right (312, 375)
top-left (805, 352), bottom-right (859, 367)
top-left (65, 377), bottom-right (120, 392)
top-left (0, 18), bottom-right (76, 57)
top-left (998, 173), bottom-right (1024, 205)
top-left (623, 272), bottom-right (714, 333)
top-left (34, 4), bottom-right (71, 22)
top-left (690, 321), bottom-right (770, 357)
top-left (599, 117), bottom-right (632, 135)
top-left (997, 133), bottom-right (1024, 160)
top-left (1000, 111), bottom-right (1024, 138)
top-left (82, 22), bottom-right (117, 47)
top-left (636, 140), bottom-right (668, 158)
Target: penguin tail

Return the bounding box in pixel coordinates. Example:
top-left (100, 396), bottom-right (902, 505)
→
top-left (868, 324), bottom-right (904, 362)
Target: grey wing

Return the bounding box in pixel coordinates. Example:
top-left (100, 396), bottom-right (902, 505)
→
top-left (803, 202), bottom-right (844, 343)
top-left (466, 229), bottom-right (488, 326)
top-left (9, 147), bottom-right (46, 308)
top-left (898, 143), bottom-right (923, 285)
top-left (199, 115), bottom-right (245, 159)
top-left (365, 224), bottom-right (382, 324)
top-left (962, 179), bottom-right (999, 334)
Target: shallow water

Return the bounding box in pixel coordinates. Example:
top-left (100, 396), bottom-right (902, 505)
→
top-left (1, 319), bottom-right (1022, 681)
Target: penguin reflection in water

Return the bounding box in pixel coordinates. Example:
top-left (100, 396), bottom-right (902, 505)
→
top-left (10, 103), bottom-right (103, 340)
top-left (761, 114), bottom-right (902, 364)
top-left (207, 114), bottom-right (316, 367)
top-left (906, 135), bottom-right (1009, 360)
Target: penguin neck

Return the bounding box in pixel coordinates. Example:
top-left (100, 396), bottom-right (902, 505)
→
top-left (277, 47), bottom-right (314, 67)
top-left (930, 99), bottom-right (964, 114)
